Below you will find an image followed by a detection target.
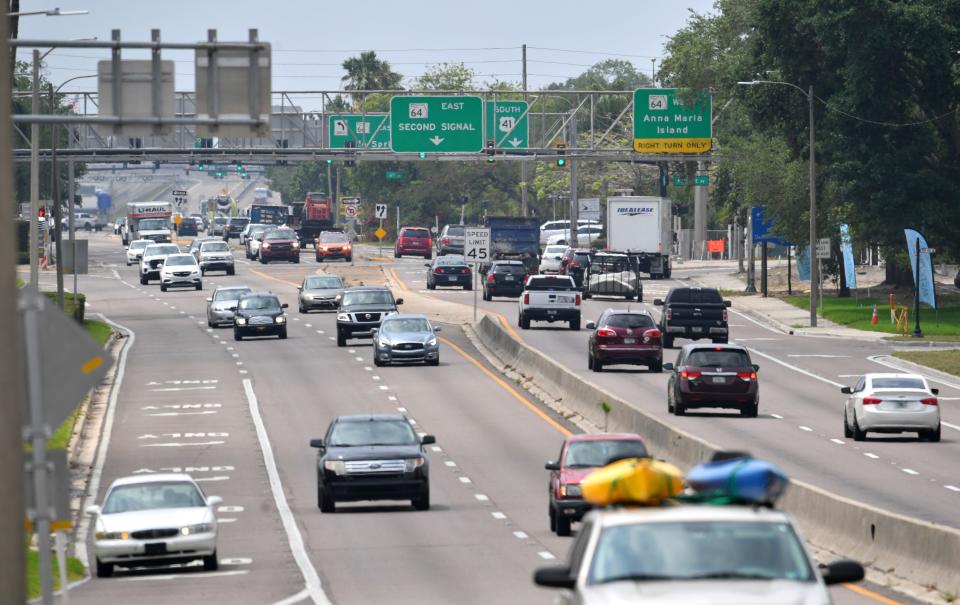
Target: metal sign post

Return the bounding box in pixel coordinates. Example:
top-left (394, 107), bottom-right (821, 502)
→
top-left (815, 237), bottom-right (831, 319)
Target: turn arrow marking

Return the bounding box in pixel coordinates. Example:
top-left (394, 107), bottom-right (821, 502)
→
top-left (429, 136), bottom-right (444, 146)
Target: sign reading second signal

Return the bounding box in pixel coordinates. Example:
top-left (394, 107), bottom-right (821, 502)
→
top-left (390, 96), bottom-right (484, 153)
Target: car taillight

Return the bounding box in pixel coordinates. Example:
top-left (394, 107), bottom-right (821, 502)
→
top-left (442, 237), bottom-right (449, 244)
top-left (722, 309), bottom-right (728, 322)
top-left (575, 293), bottom-right (581, 306)
top-left (643, 328), bottom-right (661, 343)
top-left (921, 397), bottom-right (938, 406)
top-left (737, 371), bottom-right (757, 381)
top-left (427, 238), bottom-right (433, 248)
top-left (570, 262), bottom-right (580, 269)
top-left (666, 309), bottom-right (672, 320)
top-left (434, 267), bottom-right (443, 274)
top-left (596, 328), bottom-right (617, 337)
top-left (862, 397), bottom-right (882, 405)
top-left (521, 275), bottom-right (528, 283)
top-left (680, 369), bottom-right (702, 379)
top-left (461, 267), bottom-right (471, 274)
top-left (524, 293), bottom-right (529, 304)
top-left (487, 274), bottom-right (495, 282)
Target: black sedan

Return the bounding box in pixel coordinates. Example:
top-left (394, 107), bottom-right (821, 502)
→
top-left (309, 414), bottom-right (435, 512)
top-left (426, 254), bottom-right (472, 290)
top-left (232, 293), bottom-right (288, 341)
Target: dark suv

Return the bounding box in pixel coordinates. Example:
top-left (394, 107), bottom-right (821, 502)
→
top-left (232, 292), bottom-right (289, 341)
top-left (482, 260), bottom-right (527, 300)
top-left (259, 229), bottom-right (301, 264)
top-left (223, 217), bottom-right (249, 241)
top-left (664, 344), bottom-right (760, 417)
top-left (437, 224), bottom-right (465, 255)
top-left (336, 286), bottom-right (402, 346)
top-left (394, 227), bottom-right (433, 259)
top-left (310, 414), bottom-right (435, 512)
top-left (559, 248), bottom-right (592, 288)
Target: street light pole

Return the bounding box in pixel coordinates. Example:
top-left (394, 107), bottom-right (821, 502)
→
top-left (29, 49), bottom-right (40, 286)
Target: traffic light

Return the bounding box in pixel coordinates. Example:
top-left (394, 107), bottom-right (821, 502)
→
top-left (235, 161), bottom-right (244, 173)
top-left (556, 143), bottom-right (567, 168)
top-left (38, 207), bottom-right (46, 218)
top-left (345, 140), bottom-right (355, 167)
top-left (418, 152), bottom-right (426, 159)
top-left (325, 159), bottom-right (333, 165)
top-left (486, 139), bottom-right (495, 164)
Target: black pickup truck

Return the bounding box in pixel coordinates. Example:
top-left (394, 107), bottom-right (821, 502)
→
top-left (653, 287), bottom-right (731, 348)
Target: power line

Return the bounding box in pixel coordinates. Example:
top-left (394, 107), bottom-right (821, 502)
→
top-left (527, 46), bottom-right (659, 59)
top-left (812, 93), bottom-right (957, 128)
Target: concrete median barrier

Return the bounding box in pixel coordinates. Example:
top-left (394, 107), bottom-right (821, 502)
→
top-left (471, 314), bottom-right (960, 596)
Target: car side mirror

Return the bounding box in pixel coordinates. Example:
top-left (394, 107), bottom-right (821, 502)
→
top-left (297, 286), bottom-right (302, 291)
top-left (821, 559), bottom-right (864, 586)
top-left (206, 495), bottom-right (223, 507)
top-left (123, 246), bottom-right (129, 250)
top-left (544, 461), bottom-right (560, 471)
top-left (228, 306), bottom-right (238, 312)
top-left (85, 505), bottom-right (101, 516)
top-left (424, 263), bottom-right (431, 267)
top-left (931, 388), bottom-right (939, 395)
top-left (585, 321), bottom-right (596, 330)
top-left (421, 435), bottom-right (436, 445)
top-left (205, 297), bottom-right (213, 302)
top-left (840, 386), bottom-right (852, 394)
top-left (663, 362), bottom-right (674, 371)
top-left (533, 565), bottom-right (575, 589)
top-left (281, 303), bottom-right (289, 308)
top-left (433, 326), bottom-right (442, 333)
top-left (309, 438), bottom-right (324, 448)
top-left (752, 364), bottom-right (759, 372)
top-left (724, 300), bottom-right (732, 308)
top-left (396, 298), bottom-right (404, 305)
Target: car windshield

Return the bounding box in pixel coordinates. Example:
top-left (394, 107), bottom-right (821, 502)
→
top-left (445, 225), bottom-right (465, 236)
top-left (250, 226), bottom-right (269, 236)
top-left (139, 218), bottom-right (168, 230)
top-left (201, 242), bottom-right (229, 253)
top-left (604, 314), bottom-right (655, 330)
top-left (494, 264), bottom-right (526, 275)
top-left (214, 218), bottom-right (228, 225)
top-left (526, 277), bottom-right (575, 291)
top-left (588, 521), bottom-right (814, 584)
top-left (320, 233), bottom-right (347, 243)
top-left (437, 255), bottom-right (465, 265)
top-left (102, 481), bottom-right (206, 514)
top-left (328, 419), bottom-right (418, 447)
top-left (872, 377), bottom-right (926, 389)
top-left (129, 241), bottom-right (150, 250)
top-left (342, 291), bottom-right (393, 306)
top-left (382, 318), bottom-right (431, 334)
top-left (403, 229), bottom-right (430, 238)
top-left (145, 245), bottom-right (179, 256)
top-left (265, 231), bottom-right (295, 241)
top-left (304, 276), bottom-right (343, 289)
top-left (563, 440), bottom-right (648, 468)
top-left (239, 296), bottom-right (281, 311)
top-left (687, 350), bottom-right (751, 368)
top-left (229, 219), bottom-right (249, 227)
top-left (213, 288), bottom-right (251, 302)
top-left (164, 255), bottom-right (196, 266)
top-left (544, 246), bottom-right (567, 255)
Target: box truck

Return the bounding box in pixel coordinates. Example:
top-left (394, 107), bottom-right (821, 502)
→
top-left (605, 196), bottom-right (672, 279)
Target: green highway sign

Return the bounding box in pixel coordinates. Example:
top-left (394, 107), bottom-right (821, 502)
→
top-left (329, 114), bottom-right (390, 149)
top-left (385, 170), bottom-right (404, 181)
top-left (485, 100), bottom-right (528, 148)
top-left (633, 88), bottom-right (712, 154)
top-left (390, 96), bottom-right (484, 153)
top-left (695, 175), bottom-right (709, 186)
top-left (673, 176), bottom-right (687, 187)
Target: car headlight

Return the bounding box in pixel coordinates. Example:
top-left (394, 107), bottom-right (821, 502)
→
top-left (236, 317), bottom-right (247, 325)
top-left (95, 531), bottom-right (129, 540)
top-left (337, 313), bottom-right (350, 322)
top-left (560, 484), bottom-right (582, 497)
top-left (404, 457), bottom-right (425, 472)
top-left (292, 242), bottom-right (300, 249)
top-left (323, 460), bottom-right (345, 475)
top-left (426, 338), bottom-right (438, 347)
top-left (275, 315), bottom-right (286, 324)
top-left (180, 523), bottom-right (214, 536)
top-left (334, 294), bottom-right (342, 302)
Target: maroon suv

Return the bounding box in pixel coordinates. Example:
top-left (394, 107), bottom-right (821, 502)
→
top-left (586, 309), bottom-right (662, 372)
top-left (394, 227), bottom-right (433, 259)
top-left (259, 229), bottom-right (301, 264)
top-left (545, 433), bottom-right (648, 536)
top-left (664, 344), bottom-right (760, 417)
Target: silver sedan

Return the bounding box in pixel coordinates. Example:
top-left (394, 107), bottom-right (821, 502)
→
top-left (373, 314), bottom-right (441, 366)
top-left (841, 373), bottom-right (940, 442)
top-left (206, 285), bottom-right (253, 327)
top-left (298, 274), bottom-right (344, 312)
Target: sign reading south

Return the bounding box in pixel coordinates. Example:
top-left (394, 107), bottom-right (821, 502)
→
top-left (633, 88), bottom-right (712, 154)
top-left (485, 100), bottom-right (528, 148)
top-left (328, 114), bottom-right (390, 149)
top-left (390, 96), bottom-right (484, 153)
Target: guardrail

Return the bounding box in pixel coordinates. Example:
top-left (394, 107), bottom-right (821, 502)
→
top-left (471, 314), bottom-right (960, 595)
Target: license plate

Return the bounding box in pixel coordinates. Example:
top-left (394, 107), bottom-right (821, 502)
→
top-left (691, 327), bottom-right (703, 333)
top-left (547, 310), bottom-right (557, 315)
top-left (623, 338), bottom-right (637, 344)
top-left (257, 326), bottom-right (266, 332)
top-left (447, 276), bottom-right (457, 281)
top-left (712, 376), bottom-right (726, 384)
top-left (504, 275), bottom-right (514, 281)
top-left (144, 543), bottom-right (167, 555)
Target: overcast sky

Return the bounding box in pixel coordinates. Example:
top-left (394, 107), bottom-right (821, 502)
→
top-left (17, 0), bottom-right (716, 111)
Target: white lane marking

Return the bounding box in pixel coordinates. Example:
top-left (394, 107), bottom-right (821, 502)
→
top-left (830, 438), bottom-right (845, 445)
top-left (492, 512), bottom-right (507, 520)
top-left (75, 315), bottom-right (133, 567)
top-left (378, 385), bottom-right (389, 390)
top-left (147, 411), bottom-right (218, 417)
top-left (150, 386), bottom-right (217, 392)
top-left (408, 418), bottom-right (417, 425)
top-left (513, 531), bottom-right (529, 539)
top-left (746, 347), bottom-right (845, 388)
top-left (788, 354), bottom-right (849, 358)
top-left (388, 396), bottom-right (397, 402)
top-left (444, 461), bottom-right (457, 467)
top-left (273, 588), bottom-right (312, 605)
top-left (397, 406), bottom-right (407, 412)
top-left (170, 306), bottom-right (177, 310)
top-left (364, 366), bottom-right (372, 371)
top-left (431, 446), bottom-right (442, 452)
top-left (459, 477), bottom-right (472, 484)
top-left (734, 338), bottom-right (782, 342)
top-left (232, 354), bottom-right (240, 358)
top-left (538, 552), bottom-right (556, 560)
top-left (142, 441), bottom-right (226, 447)
top-left (305, 324), bottom-right (312, 328)
top-left (349, 349), bottom-right (356, 354)
top-left (180, 311), bottom-right (186, 315)
top-left (316, 330), bottom-right (324, 334)
top-left (864, 453), bottom-right (880, 459)
top-left (372, 375), bottom-right (381, 381)
top-left (194, 476), bottom-right (231, 482)
top-left (292, 317), bottom-right (300, 321)
top-left (121, 570), bottom-right (250, 582)
top-left (770, 414), bottom-right (784, 419)
top-left (217, 518), bottom-right (238, 523)
top-left (945, 485), bottom-right (960, 492)
top-left (227, 347), bottom-right (234, 351)
top-left (328, 336), bottom-right (335, 340)
top-left (239, 370), bottom-right (248, 375)
top-left (799, 426), bottom-right (813, 432)
top-left (475, 494), bottom-right (489, 501)
top-left (902, 468), bottom-right (919, 476)
top-left (236, 361), bottom-right (244, 366)
top-left (838, 374), bottom-right (861, 378)
top-left (218, 505), bottom-right (244, 513)
top-left (242, 379), bottom-right (331, 603)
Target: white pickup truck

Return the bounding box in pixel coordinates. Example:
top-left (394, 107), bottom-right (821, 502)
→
top-left (518, 275), bottom-right (581, 330)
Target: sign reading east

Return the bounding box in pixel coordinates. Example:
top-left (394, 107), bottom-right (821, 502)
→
top-left (390, 96), bottom-right (484, 153)
top-left (633, 88), bottom-right (712, 154)
top-left (328, 114), bottom-right (390, 149)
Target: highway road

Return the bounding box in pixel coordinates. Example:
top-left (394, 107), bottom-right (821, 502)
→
top-left (30, 229), bottom-right (928, 605)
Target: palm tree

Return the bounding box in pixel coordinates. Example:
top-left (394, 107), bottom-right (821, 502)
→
top-left (341, 51), bottom-right (402, 92)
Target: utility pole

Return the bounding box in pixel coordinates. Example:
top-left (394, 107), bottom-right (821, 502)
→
top-left (68, 160), bottom-right (77, 296)
top-left (745, 209), bottom-right (757, 293)
top-left (808, 84), bottom-right (818, 327)
top-left (693, 161), bottom-right (707, 259)
top-left (0, 14), bottom-right (28, 603)
top-left (520, 44), bottom-right (528, 216)
top-left (50, 84), bottom-right (64, 309)
top-left (29, 48), bottom-right (40, 286)
top-left (568, 111), bottom-right (579, 245)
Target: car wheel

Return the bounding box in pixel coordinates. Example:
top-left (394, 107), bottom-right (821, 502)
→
top-left (316, 255), bottom-right (323, 262)
top-left (227, 267), bottom-right (235, 275)
top-left (196, 282), bottom-right (202, 291)
top-left (299, 303), bottom-right (306, 313)
top-left (160, 284), bottom-right (167, 292)
top-left (427, 281), bottom-right (435, 290)
top-left (202, 551), bottom-right (219, 571)
top-left (583, 291), bottom-right (592, 299)
top-left (650, 358), bottom-right (663, 373)
top-left (294, 256), bottom-right (300, 264)
top-left (279, 327), bottom-right (287, 340)
top-left (519, 314), bottom-right (530, 330)
top-left (234, 330), bottom-right (242, 341)
top-left (374, 354), bottom-right (383, 367)
top-left (346, 254), bottom-right (352, 262)
top-left (740, 402), bottom-right (759, 418)
top-left (922, 424), bottom-right (941, 442)
top-left (587, 353), bottom-right (593, 370)
top-left (852, 414), bottom-right (867, 441)
top-left (569, 319), bottom-right (580, 331)
top-left (843, 411), bottom-right (853, 438)
top-left (140, 275), bottom-right (148, 285)
top-left (482, 290), bottom-right (490, 301)
top-left (549, 506), bottom-right (557, 532)
top-left (95, 558), bottom-right (113, 578)
top-left (662, 335), bottom-right (674, 349)
top-left (200, 268), bottom-right (206, 276)
top-left (674, 398), bottom-right (686, 416)
top-left (336, 332), bottom-right (346, 347)
top-left (464, 284), bottom-right (472, 291)
top-left (592, 354), bottom-right (603, 372)
top-left (428, 356), bottom-right (439, 367)
top-left (394, 250), bottom-right (400, 259)
top-left (555, 515), bottom-right (571, 537)
top-left (319, 489), bottom-right (336, 513)
top-left (424, 252), bottom-right (432, 260)
top-left (412, 485), bottom-right (430, 511)
top-left (260, 257), bottom-right (267, 264)
top-left (667, 389), bottom-right (674, 413)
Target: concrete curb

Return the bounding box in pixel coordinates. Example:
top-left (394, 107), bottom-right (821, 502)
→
top-left (471, 314), bottom-right (960, 598)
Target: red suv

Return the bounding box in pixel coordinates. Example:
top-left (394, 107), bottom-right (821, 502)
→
top-left (586, 309), bottom-right (662, 372)
top-left (664, 344), bottom-right (760, 417)
top-left (545, 433), bottom-right (648, 536)
top-left (394, 227), bottom-right (433, 259)
top-left (259, 229), bottom-right (301, 264)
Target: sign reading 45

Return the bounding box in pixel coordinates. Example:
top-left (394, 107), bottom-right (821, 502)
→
top-left (464, 228), bottom-right (491, 263)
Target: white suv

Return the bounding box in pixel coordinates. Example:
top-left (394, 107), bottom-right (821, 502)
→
top-left (539, 219), bottom-right (601, 246)
top-left (139, 243), bottom-right (180, 285)
top-left (159, 253), bottom-right (202, 291)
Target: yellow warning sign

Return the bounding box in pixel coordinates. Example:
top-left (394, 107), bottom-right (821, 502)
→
top-left (173, 214), bottom-right (183, 225)
top-left (375, 227), bottom-right (387, 240)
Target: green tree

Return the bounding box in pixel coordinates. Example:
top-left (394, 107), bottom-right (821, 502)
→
top-left (415, 63), bottom-right (476, 91)
top-left (341, 51), bottom-right (402, 91)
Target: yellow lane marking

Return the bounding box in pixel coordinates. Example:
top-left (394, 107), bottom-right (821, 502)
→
top-left (249, 269), bottom-right (300, 288)
top-left (368, 257), bottom-right (391, 262)
top-left (82, 355), bottom-right (104, 374)
top-left (842, 583), bottom-right (904, 605)
top-left (496, 313), bottom-right (523, 342)
top-left (389, 268), bottom-right (407, 291)
top-left (440, 336), bottom-right (571, 437)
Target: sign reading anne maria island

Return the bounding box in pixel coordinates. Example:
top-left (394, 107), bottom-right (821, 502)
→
top-left (633, 88), bottom-right (712, 154)
top-left (390, 96), bottom-right (484, 153)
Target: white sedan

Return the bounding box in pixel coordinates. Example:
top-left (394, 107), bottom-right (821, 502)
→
top-left (539, 245), bottom-right (569, 273)
top-left (125, 239), bottom-right (152, 266)
top-left (841, 373), bottom-right (940, 442)
top-left (159, 253), bottom-right (202, 291)
top-left (86, 474), bottom-right (222, 577)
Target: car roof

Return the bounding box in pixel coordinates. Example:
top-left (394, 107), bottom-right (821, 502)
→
top-left (166, 253), bottom-right (195, 258)
top-left (382, 313), bottom-right (429, 321)
top-left (343, 285), bottom-right (391, 292)
top-left (214, 285), bottom-right (252, 291)
top-left (492, 260), bottom-right (525, 265)
top-left (589, 504), bottom-right (791, 529)
top-left (865, 373), bottom-right (924, 380)
top-left (564, 433), bottom-right (645, 444)
top-left (110, 473), bottom-right (195, 487)
top-left (239, 291), bottom-right (278, 299)
top-left (604, 308), bottom-right (652, 317)
top-left (682, 343), bottom-right (749, 353)
top-left (334, 413), bottom-right (408, 423)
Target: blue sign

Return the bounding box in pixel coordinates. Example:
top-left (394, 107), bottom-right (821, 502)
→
top-left (904, 229), bottom-right (936, 309)
top-left (751, 207), bottom-right (790, 246)
top-left (797, 246), bottom-right (811, 281)
top-left (840, 224), bottom-right (856, 289)
top-left (96, 192), bottom-right (112, 211)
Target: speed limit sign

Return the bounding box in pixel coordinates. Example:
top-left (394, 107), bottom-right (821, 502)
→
top-left (344, 205), bottom-right (358, 218)
top-left (375, 203), bottom-right (387, 219)
top-left (464, 228), bottom-right (491, 263)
